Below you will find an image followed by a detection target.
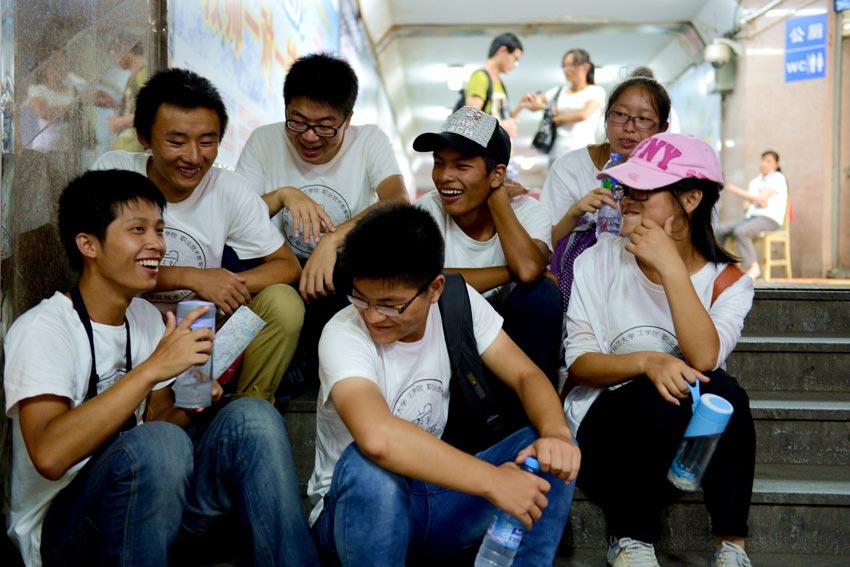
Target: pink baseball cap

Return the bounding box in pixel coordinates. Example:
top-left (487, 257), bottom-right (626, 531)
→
top-left (597, 133), bottom-right (724, 190)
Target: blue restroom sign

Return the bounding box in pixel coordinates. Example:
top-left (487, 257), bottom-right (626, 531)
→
top-left (785, 13), bottom-right (827, 82)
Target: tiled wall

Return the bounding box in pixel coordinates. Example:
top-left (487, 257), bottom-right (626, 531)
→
top-left (720, 0), bottom-right (847, 278)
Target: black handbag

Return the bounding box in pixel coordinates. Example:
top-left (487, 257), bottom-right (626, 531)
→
top-left (531, 87), bottom-right (562, 154)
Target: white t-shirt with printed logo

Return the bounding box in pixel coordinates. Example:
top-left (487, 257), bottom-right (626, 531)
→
top-left (235, 123), bottom-right (402, 260)
top-left (91, 151), bottom-right (286, 311)
top-left (563, 234), bottom-right (753, 434)
top-left (307, 284), bottom-right (502, 526)
top-left (4, 293), bottom-right (166, 567)
top-left (415, 190), bottom-right (552, 300)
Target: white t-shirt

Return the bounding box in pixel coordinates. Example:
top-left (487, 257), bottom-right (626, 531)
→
top-left (92, 151), bottom-right (286, 311)
top-left (543, 84), bottom-right (606, 160)
top-left (235, 123), bottom-right (402, 260)
top-left (563, 234), bottom-right (753, 434)
top-left (745, 170), bottom-right (788, 226)
top-left (540, 147), bottom-right (600, 227)
top-left (415, 190), bottom-right (552, 300)
top-left (4, 293), bottom-right (166, 567)
top-left (307, 284), bottom-right (503, 526)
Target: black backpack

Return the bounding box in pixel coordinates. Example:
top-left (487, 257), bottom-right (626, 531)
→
top-left (438, 273), bottom-right (529, 454)
top-left (452, 68), bottom-right (494, 113)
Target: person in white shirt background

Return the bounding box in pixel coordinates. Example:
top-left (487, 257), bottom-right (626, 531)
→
top-left (715, 150), bottom-right (789, 280)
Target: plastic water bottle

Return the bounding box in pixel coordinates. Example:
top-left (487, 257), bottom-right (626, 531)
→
top-left (668, 381), bottom-right (734, 492)
top-left (173, 300), bottom-right (215, 408)
top-left (595, 152), bottom-right (624, 237)
top-left (474, 457), bottom-right (541, 567)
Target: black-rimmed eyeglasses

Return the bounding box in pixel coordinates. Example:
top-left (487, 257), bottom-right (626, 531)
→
top-left (621, 184), bottom-right (654, 201)
top-left (347, 282), bottom-right (431, 317)
top-left (285, 118), bottom-right (347, 138)
top-left (606, 110), bottom-right (660, 132)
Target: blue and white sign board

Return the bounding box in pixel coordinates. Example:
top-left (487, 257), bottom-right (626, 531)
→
top-left (785, 13), bottom-right (828, 82)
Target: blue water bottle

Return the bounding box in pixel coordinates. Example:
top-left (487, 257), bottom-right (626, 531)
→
top-left (668, 381), bottom-right (734, 492)
top-left (474, 457), bottom-right (541, 567)
top-left (595, 152), bottom-right (624, 237)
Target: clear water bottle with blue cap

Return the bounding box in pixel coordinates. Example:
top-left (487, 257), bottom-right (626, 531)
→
top-left (474, 456), bottom-right (541, 567)
top-left (668, 381), bottom-right (734, 492)
top-left (595, 153), bottom-right (624, 237)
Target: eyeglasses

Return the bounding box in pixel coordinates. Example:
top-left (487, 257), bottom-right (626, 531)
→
top-left (347, 282), bottom-right (431, 317)
top-left (606, 110), bottom-right (660, 132)
top-left (285, 117), bottom-right (347, 138)
top-left (621, 185), bottom-right (653, 201)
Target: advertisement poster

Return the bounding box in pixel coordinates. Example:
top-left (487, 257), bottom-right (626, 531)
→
top-left (170, 0), bottom-right (340, 167)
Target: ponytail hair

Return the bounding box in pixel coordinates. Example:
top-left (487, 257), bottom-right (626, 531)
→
top-left (666, 178), bottom-right (738, 265)
top-left (564, 48), bottom-right (595, 85)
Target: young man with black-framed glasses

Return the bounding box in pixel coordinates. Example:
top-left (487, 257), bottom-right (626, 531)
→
top-left (236, 53), bottom-right (409, 398)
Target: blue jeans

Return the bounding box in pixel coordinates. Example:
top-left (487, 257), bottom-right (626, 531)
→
top-left (313, 427), bottom-right (574, 567)
top-left (41, 398), bottom-right (319, 567)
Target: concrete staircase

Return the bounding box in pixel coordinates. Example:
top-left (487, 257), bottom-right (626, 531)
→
top-left (286, 286), bottom-right (850, 566)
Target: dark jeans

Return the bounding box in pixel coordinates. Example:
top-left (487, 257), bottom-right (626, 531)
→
top-left (41, 399), bottom-right (319, 567)
top-left (497, 278), bottom-right (563, 387)
top-left (575, 369), bottom-right (755, 542)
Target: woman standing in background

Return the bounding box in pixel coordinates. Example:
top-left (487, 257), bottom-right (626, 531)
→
top-left (527, 49), bottom-right (606, 162)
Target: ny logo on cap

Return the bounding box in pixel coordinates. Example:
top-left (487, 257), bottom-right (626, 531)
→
top-left (635, 138), bottom-right (683, 171)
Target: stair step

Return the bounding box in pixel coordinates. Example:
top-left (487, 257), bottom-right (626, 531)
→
top-left (750, 391), bottom-right (850, 421)
top-left (554, 548), bottom-right (850, 567)
top-left (735, 335), bottom-right (850, 352)
top-left (726, 348), bottom-right (850, 393)
top-left (744, 288), bottom-right (850, 335)
top-left (565, 464), bottom-right (850, 555)
top-left (747, 392), bottom-right (850, 466)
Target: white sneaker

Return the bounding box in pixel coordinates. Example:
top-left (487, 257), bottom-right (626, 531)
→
top-left (745, 263), bottom-right (761, 280)
top-left (607, 536), bottom-right (660, 567)
top-left (711, 541), bottom-right (753, 567)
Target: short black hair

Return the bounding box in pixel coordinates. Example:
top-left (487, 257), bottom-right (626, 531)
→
top-left (134, 68), bottom-right (228, 142)
top-left (59, 170), bottom-right (166, 271)
top-left (283, 53), bottom-right (359, 118)
top-left (337, 202), bottom-right (444, 292)
top-left (488, 33), bottom-right (523, 58)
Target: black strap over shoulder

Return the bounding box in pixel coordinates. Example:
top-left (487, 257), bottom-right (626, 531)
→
top-left (439, 273), bottom-right (505, 454)
top-left (453, 68), bottom-right (494, 113)
top-left (70, 286), bottom-right (136, 431)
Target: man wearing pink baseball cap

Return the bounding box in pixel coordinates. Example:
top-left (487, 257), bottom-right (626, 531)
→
top-left (565, 133), bottom-right (757, 567)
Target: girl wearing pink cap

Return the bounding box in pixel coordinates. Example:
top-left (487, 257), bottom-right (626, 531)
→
top-left (563, 133), bottom-right (757, 567)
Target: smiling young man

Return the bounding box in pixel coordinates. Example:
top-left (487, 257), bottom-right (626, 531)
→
top-left (413, 107), bottom-right (563, 385)
top-left (307, 202), bottom-right (579, 566)
top-left (91, 68), bottom-right (304, 404)
top-left (4, 170), bottom-right (318, 566)
top-left (235, 53), bottom-right (408, 395)
top-left (236, 53), bottom-right (407, 302)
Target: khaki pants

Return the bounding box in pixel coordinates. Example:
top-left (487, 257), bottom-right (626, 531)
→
top-left (233, 283), bottom-right (305, 403)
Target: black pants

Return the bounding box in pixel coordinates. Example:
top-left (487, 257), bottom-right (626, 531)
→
top-left (575, 369), bottom-right (755, 542)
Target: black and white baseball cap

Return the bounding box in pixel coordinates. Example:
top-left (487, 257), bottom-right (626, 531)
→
top-left (413, 106), bottom-right (511, 166)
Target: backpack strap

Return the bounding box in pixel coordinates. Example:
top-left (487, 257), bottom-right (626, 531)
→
top-left (712, 264), bottom-right (745, 306)
top-left (439, 273), bottom-right (504, 454)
